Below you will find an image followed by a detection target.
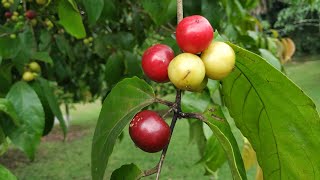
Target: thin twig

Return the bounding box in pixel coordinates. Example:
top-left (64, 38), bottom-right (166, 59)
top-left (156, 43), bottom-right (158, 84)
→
top-left (155, 98), bottom-right (175, 107)
top-left (177, 0), bottom-right (183, 23)
top-left (155, 88), bottom-right (181, 180)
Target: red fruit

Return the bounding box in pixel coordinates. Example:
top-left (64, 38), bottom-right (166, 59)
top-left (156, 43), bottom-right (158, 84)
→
top-left (176, 15), bottom-right (214, 54)
top-left (129, 110), bottom-right (170, 153)
top-left (5, 11), bottom-right (12, 18)
top-left (25, 10), bottom-right (37, 20)
top-left (142, 44), bottom-right (174, 82)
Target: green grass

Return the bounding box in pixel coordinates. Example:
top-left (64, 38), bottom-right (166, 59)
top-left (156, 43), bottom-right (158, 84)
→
top-left (5, 60), bottom-right (320, 179)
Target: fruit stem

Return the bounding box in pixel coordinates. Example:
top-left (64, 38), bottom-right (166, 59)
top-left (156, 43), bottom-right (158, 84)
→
top-left (155, 88), bottom-right (181, 180)
top-left (177, 0), bottom-right (183, 23)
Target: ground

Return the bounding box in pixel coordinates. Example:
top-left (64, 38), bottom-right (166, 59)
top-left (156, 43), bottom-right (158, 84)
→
top-left (0, 60), bottom-right (319, 179)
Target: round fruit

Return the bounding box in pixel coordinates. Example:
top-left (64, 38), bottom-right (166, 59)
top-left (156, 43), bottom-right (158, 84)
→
top-left (25, 10), bottom-right (36, 19)
top-left (3, 2), bottom-right (10, 8)
top-left (176, 15), bottom-right (214, 54)
top-left (22, 71), bottom-right (35, 82)
top-left (142, 44), bottom-right (175, 82)
top-left (201, 42), bottom-right (236, 80)
top-left (29, 62), bottom-right (41, 73)
top-left (168, 53), bottom-right (205, 91)
top-left (36, 0), bottom-right (46, 5)
top-left (5, 11), bottom-right (12, 18)
top-left (9, 34), bottom-right (16, 39)
top-left (129, 110), bottom-right (170, 153)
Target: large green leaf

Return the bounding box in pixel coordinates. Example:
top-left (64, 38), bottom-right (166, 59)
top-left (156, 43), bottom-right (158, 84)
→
top-left (0, 98), bottom-right (20, 126)
top-left (222, 43), bottom-right (320, 179)
top-left (0, 36), bottom-right (20, 59)
top-left (105, 52), bottom-right (124, 89)
top-left (30, 78), bottom-right (66, 137)
top-left (91, 77), bottom-right (155, 180)
top-left (38, 78), bottom-right (67, 137)
top-left (0, 165), bottom-right (16, 180)
top-left (58, 0), bottom-right (86, 39)
top-left (5, 81), bottom-right (45, 160)
top-left (81, 0), bottom-right (104, 25)
top-left (204, 104), bottom-right (247, 180)
top-left (141, 0), bottom-right (176, 25)
top-left (110, 163), bottom-right (142, 180)
top-left (31, 52), bottom-right (53, 65)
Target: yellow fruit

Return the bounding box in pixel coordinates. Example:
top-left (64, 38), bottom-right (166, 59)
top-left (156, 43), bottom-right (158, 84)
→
top-left (190, 76), bottom-right (208, 92)
top-left (83, 38), bottom-right (90, 44)
top-left (8, 0), bottom-right (13, 4)
top-left (168, 53), bottom-right (206, 91)
top-left (22, 71), bottom-right (35, 82)
top-left (201, 41), bottom-right (235, 80)
top-left (3, 2), bottom-right (10, 8)
top-left (29, 62), bottom-right (41, 73)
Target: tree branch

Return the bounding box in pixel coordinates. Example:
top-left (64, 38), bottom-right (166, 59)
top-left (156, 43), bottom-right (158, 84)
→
top-left (155, 88), bottom-right (181, 180)
top-left (177, 0), bottom-right (183, 23)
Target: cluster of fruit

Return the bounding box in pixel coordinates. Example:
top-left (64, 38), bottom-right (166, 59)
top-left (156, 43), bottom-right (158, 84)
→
top-left (22, 62), bottom-right (41, 82)
top-left (2, 0), bottom-right (14, 9)
top-left (129, 15), bottom-right (236, 153)
top-left (83, 37), bottom-right (94, 47)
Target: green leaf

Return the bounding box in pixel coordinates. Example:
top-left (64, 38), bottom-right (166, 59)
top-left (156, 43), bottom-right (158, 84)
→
top-left (222, 43), bottom-right (320, 179)
top-left (82, 0), bottom-right (104, 25)
top-left (258, 49), bottom-right (281, 70)
top-left (13, 28), bottom-right (36, 69)
top-left (31, 52), bottom-right (53, 65)
top-left (123, 51), bottom-right (143, 78)
top-left (198, 134), bottom-right (227, 175)
top-left (0, 165), bottom-right (17, 180)
top-left (58, 0), bottom-right (86, 39)
top-left (38, 78), bottom-right (67, 137)
top-left (6, 81), bottom-right (45, 160)
top-left (141, 0), bottom-right (176, 25)
top-left (204, 104), bottom-right (247, 180)
top-left (0, 98), bottom-right (20, 126)
top-left (55, 35), bottom-right (75, 61)
top-left (105, 52), bottom-right (124, 89)
top-left (91, 77), bottom-right (155, 180)
top-left (110, 163), bottom-right (142, 180)
top-left (0, 36), bottom-right (21, 59)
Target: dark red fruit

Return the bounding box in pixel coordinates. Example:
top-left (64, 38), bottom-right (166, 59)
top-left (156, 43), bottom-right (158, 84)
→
top-left (142, 44), bottom-right (174, 82)
top-left (129, 110), bottom-right (170, 153)
top-left (25, 10), bottom-right (37, 20)
top-left (5, 11), bottom-right (12, 18)
top-left (176, 15), bottom-right (214, 54)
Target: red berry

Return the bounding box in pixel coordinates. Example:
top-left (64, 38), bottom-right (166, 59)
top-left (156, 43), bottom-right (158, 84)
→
top-left (129, 110), bottom-right (170, 153)
top-left (176, 15), bottom-right (214, 54)
top-left (25, 10), bottom-right (37, 20)
top-left (142, 44), bottom-right (174, 83)
top-left (5, 11), bottom-right (12, 18)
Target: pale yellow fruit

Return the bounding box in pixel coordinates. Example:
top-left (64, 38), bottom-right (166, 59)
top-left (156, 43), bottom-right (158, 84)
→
top-left (168, 53), bottom-right (205, 91)
top-left (29, 61), bottom-right (41, 73)
top-left (201, 41), bottom-right (235, 80)
top-left (22, 71), bottom-right (35, 82)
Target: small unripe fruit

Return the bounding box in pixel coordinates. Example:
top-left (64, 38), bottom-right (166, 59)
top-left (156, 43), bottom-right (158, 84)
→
top-left (8, 0), bottom-right (13, 3)
top-left (176, 15), bottom-right (214, 54)
top-left (31, 19), bottom-right (37, 26)
top-left (201, 42), bottom-right (236, 80)
top-left (83, 38), bottom-right (90, 44)
top-left (29, 62), bottom-right (41, 73)
top-left (168, 53), bottom-right (206, 91)
top-left (142, 44), bottom-right (175, 82)
top-left (9, 34), bottom-right (16, 39)
top-left (129, 110), bottom-right (170, 153)
top-left (25, 10), bottom-right (37, 19)
top-left (22, 71), bottom-right (35, 82)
